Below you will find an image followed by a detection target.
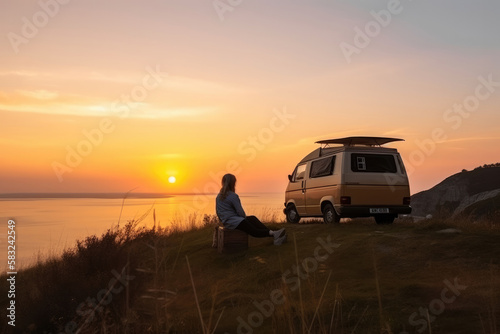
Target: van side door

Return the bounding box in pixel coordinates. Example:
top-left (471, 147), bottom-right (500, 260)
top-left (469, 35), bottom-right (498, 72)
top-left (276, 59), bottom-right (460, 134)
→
top-left (305, 155), bottom-right (338, 215)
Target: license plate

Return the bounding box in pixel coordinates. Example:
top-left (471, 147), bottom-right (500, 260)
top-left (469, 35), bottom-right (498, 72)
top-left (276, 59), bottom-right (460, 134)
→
top-left (370, 208), bottom-right (389, 214)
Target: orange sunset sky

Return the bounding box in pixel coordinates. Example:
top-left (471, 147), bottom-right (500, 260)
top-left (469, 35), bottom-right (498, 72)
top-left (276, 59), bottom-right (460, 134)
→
top-left (1, 0), bottom-right (499, 195)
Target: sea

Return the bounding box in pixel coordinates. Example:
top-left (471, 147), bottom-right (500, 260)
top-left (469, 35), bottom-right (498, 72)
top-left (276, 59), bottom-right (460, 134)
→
top-left (0, 192), bottom-right (285, 268)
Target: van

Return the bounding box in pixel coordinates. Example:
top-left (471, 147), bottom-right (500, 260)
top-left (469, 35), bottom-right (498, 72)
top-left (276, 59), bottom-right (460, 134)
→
top-left (284, 136), bottom-right (411, 224)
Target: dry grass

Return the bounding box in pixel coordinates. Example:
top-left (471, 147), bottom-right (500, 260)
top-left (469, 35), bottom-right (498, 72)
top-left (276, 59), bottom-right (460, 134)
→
top-left (1, 211), bottom-right (499, 333)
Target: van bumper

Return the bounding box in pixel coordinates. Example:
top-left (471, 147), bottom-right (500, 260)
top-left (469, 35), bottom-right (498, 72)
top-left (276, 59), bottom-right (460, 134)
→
top-left (336, 205), bottom-right (412, 217)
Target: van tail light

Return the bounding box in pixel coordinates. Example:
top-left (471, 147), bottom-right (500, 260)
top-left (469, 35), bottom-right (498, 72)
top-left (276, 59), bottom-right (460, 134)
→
top-left (403, 197), bottom-right (411, 205)
top-left (340, 196), bottom-right (351, 205)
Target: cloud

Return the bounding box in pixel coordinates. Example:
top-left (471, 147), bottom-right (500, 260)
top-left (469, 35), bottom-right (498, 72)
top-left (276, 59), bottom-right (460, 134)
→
top-left (1, 69), bottom-right (248, 95)
top-left (156, 153), bottom-right (183, 159)
top-left (0, 71), bottom-right (41, 77)
top-left (165, 75), bottom-right (249, 95)
top-left (0, 84), bottom-right (217, 119)
top-left (438, 136), bottom-right (500, 144)
top-left (17, 90), bottom-right (59, 100)
top-left (0, 69), bottom-right (239, 119)
top-left (0, 101), bottom-right (214, 119)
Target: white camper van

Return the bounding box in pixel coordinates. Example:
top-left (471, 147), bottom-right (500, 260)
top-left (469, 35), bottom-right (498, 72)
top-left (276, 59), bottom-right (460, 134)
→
top-left (284, 137), bottom-right (411, 224)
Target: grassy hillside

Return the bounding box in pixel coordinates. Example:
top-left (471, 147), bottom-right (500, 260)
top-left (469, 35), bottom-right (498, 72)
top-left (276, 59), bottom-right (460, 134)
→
top-left (2, 217), bottom-right (499, 333)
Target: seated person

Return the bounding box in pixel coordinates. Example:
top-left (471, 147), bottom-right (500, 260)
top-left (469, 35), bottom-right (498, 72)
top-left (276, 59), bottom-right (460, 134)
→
top-left (216, 173), bottom-right (287, 245)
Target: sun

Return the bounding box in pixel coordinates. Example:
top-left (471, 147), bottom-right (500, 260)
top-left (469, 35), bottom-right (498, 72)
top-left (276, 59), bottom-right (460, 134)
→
top-left (168, 176), bottom-right (176, 184)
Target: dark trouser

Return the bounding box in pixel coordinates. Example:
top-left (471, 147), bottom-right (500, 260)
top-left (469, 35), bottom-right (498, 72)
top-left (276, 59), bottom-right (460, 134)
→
top-left (235, 216), bottom-right (271, 238)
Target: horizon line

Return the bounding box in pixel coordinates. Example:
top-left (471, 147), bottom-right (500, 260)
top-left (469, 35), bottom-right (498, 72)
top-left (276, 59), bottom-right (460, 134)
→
top-left (0, 191), bottom-right (283, 199)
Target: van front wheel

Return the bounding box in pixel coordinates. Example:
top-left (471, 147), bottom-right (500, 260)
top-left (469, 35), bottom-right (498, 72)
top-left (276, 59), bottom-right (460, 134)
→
top-left (285, 205), bottom-right (301, 224)
top-left (323, 203), bottom-right (340, 224)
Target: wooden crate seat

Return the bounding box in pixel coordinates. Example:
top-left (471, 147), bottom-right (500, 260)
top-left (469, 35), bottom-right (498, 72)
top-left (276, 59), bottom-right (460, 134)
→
top-left (217, 226), bottom-right (248, 253)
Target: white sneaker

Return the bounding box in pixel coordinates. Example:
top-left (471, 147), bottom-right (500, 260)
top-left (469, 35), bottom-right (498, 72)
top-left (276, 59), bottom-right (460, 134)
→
top-left (273, 228), bottom-right (287, 245)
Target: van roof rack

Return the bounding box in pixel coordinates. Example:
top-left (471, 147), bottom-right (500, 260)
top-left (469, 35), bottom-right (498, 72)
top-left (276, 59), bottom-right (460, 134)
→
top-left (315, 136), bottom-right (404, 147)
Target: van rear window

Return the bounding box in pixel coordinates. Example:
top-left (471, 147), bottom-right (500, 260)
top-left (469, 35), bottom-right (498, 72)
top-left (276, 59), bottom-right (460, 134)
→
top-left (351, 154), bottom-right (397, 173)
top-left (310, 156), bottom-right (336, 178)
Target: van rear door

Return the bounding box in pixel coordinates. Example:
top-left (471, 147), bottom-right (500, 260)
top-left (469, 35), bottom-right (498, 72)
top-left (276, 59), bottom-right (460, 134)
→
top-left (343, 152), bottom-right (409, 206)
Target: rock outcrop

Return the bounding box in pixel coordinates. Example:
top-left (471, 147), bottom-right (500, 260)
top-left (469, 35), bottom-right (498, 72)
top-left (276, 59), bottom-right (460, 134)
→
top-left (411, 166), bottom-right (500, 219)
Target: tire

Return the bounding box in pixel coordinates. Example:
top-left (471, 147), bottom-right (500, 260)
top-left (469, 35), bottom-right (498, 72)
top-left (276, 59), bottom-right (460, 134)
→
top-left (323, 203), bottom-right (340, 224)
top-left (285, 204), bottom-right (301, 224)
top-left (374, 214), bottom-right (396, 225)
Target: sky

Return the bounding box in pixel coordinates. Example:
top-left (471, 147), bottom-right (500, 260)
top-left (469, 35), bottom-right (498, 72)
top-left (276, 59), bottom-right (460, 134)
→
top-left (0, 0), bottom-right (499, 195)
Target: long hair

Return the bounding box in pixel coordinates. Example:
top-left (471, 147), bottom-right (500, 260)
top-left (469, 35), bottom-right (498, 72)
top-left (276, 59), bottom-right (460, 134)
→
top-left (219, 173), bottom-right (236, 200)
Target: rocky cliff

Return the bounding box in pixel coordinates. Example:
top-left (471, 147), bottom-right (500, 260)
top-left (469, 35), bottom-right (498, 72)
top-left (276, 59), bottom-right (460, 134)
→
top-left (411, 165), bottom-right (500, 219)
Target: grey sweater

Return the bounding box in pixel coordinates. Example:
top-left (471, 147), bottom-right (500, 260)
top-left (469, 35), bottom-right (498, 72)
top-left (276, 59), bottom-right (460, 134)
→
top-left (216, 191), bottom-right (246, 229)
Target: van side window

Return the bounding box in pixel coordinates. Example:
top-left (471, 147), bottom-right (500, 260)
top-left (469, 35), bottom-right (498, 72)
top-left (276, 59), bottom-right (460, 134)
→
top-left (351, 154), bottom-right (397, 173)
top-left (294, 164), bottom-right (307, 181)
top-left (310, 156), bottom-right (336, 178)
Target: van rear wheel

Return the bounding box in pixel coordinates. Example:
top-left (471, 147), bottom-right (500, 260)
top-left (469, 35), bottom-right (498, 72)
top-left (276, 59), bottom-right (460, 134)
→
top-left (285, 204), bottom-right (301, 224)
top-left (323, 203), bottom-right (340, 224)
top-left (374, 214), bottom-right (396, 225)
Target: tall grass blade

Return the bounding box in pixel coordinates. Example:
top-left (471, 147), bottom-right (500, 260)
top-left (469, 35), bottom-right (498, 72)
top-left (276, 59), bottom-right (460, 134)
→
top-left (372, 246), bottom-right (384, 333)
top-left (210, 307), bottom-right (226, 334)
top-left (118, 187), bottom-right (138, 227)
top-left (171, 236), bottom-right (184, 273)
top-left (186, 255), bottom-right (206, 334)
top-left (307, 270), bottom-right (332, 334)
top-left (426, 309), bottom-right (432, 334)
top-left (350, 305), bottom-right (369, 334)
top-left (293, 233), bottom-right (306, 333)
